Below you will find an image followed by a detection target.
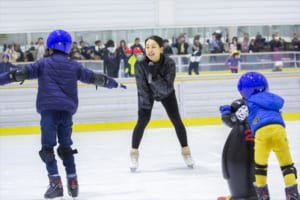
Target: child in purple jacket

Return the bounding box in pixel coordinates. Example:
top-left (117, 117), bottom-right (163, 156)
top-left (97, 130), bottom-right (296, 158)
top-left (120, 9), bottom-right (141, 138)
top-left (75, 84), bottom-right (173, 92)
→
top-left (7, 29), bottom-right (123, 199)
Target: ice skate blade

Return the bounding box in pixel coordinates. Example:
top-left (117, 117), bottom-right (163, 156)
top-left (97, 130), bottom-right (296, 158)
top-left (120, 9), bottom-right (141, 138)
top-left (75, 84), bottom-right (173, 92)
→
top-left (187, 164), bottom-right (194, 169)
top-left (130, 167), bottom-right (137, 172)
top-left (44, 197), bottom-right (64, 200)
top-left (69, 194), bottom-right (78, 199)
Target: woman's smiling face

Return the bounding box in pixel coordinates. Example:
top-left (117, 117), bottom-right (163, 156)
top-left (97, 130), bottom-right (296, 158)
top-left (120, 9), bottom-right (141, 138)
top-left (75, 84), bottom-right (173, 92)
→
top-left (145, 39), bottom-right (163, 63)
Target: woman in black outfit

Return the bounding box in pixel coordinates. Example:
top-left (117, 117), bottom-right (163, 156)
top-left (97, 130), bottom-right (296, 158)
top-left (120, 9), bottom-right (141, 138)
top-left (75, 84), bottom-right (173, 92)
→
top-left (130, 35), bottom-right (194, 172)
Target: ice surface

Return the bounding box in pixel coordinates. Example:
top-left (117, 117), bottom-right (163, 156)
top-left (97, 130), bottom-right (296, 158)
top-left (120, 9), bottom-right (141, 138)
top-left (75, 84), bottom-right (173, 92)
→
top-left (0, 121), bottom-right (299, 200)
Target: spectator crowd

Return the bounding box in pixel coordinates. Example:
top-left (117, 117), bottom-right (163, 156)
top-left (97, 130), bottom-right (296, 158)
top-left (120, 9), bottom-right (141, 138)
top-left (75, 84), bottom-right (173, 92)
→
top-left (1, 31), bottom-right (299, 76)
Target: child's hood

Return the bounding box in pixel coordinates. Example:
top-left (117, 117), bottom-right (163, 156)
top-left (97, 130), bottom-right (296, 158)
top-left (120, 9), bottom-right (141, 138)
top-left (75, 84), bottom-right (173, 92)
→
top-left (248, 91), bottom-right (284, 111)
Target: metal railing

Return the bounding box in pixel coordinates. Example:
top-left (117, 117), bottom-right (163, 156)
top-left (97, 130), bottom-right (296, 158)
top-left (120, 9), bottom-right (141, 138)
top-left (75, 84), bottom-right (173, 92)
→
top-left (9, 51), bottom-right (300, 77)
top-left (171, 51), bottom-right (300, 73)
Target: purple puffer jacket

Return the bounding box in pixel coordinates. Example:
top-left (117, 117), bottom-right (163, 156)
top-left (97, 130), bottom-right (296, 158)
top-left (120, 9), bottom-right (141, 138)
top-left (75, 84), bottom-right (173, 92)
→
top-left (26, 53), bottom-right (94, 115)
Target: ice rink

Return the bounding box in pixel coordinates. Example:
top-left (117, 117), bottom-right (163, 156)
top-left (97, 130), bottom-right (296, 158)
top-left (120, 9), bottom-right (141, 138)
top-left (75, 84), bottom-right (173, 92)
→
top-left (0, 121), bottom-right (299, 200)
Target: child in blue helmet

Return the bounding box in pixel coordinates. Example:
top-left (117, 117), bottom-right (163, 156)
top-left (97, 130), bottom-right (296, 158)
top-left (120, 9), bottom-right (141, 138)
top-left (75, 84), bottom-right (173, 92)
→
top-left (237, 71), bottom-right (299, 200)
top-left (7, 29), bottom-right (123, 199)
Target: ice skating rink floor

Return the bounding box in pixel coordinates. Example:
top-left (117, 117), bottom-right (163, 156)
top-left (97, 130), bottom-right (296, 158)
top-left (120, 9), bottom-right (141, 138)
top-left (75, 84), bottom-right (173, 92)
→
top-left (0, 121), bottom-right (299, 200)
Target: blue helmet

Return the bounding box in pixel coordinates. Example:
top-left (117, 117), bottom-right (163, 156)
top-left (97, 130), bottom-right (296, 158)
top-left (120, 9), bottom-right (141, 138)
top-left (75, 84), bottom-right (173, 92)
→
top-left (237, 71), bottom-right (269, 99)
top-left (47, 29), bottom-right (72, 54)
top-left (2, 53), bottom-right (9, 59)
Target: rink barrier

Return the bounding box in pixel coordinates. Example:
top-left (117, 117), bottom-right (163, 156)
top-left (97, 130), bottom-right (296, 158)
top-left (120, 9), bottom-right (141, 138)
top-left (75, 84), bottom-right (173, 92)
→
top-left (0, 71), bottom-right (299, 136)
top-left (0, 113), bottom-right (299, 136)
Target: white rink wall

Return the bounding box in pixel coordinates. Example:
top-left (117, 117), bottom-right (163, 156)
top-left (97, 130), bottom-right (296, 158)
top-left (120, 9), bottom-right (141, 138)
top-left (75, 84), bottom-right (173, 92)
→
top-left (0, 72), bottom-right (299, 128)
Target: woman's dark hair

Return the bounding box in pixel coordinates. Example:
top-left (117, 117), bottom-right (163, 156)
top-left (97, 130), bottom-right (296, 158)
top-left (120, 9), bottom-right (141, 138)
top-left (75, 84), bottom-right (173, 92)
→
top-left (194, 35), bottom-right (200, 40)
top-left (119, 39), bottom-right (126, 47)
top-left (105, 39), bottom-right (115, 48)
top-left (145, 35), bottom-right (164, 47)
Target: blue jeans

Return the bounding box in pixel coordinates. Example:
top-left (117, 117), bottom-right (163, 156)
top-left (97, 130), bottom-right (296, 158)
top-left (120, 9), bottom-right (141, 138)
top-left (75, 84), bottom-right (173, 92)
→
top-left (40, 110), bottom-right (76, 175)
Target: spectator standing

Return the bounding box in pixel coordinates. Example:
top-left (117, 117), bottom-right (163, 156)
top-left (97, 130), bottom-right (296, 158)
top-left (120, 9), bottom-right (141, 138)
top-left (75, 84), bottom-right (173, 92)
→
top-left (131, 37), bottom-right (144, 53)
top-left (291, 33), bottom-right (300, 67)
top-left (291, 33), bottom-right (300, 51)
top-left (116, 40), bottom-right (130, 77)
top-left (125, 47), bottom-right (143, 77)
top-left (172, 34), bottom-right (189, 55)
top-left (254, 32), bottom-right (266, 51)
top-left (36, 37), bottom-right (46, 61)
top-left (25, 42), bottom-right (36, 62)
top-left (269, 34), bottom-right (282, 52)
top-left (188, 35), bottom-right (202, 75)
top-left (69, 42), bottom-right (83, 60)
top-left (2, 44), bottom-right (7, 52)
top-left (229, 36), bottom-right (242, 53)
top-left (241, 33), bottom-right (250, 53)
top-left (14, 44), bottom-right (24, 62)
top-left (123, 47), bottom-right (133, 77)
top-left (79, 41), bottom-right (93, 60)
top-left (215, 30), bottom-right (225, 53)
top-left (102, 39), bottom-right (120, 77)
top-left (163, 39), bottom-right (173, 56)
top-left (248, 39), bottom-right (260, 69)
top-left (269, 34), bottom-right (282, 62)
top-left (206, 32), bottom-right (223, 63)
top-left (93, 40), bottom-right (103, 60)
top-left (249, 39), bottom-right (260, 53)
top-left (207, 33), bottom-right (219, 53)
top-left (6, 44), bottom-right (18, 63)
top-left (172, 34), bottom-right (190, 65)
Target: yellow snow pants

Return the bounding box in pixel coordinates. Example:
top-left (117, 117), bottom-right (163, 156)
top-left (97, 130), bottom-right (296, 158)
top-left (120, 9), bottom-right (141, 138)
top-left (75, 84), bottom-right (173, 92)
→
top-left (254, 124), bottom-right (297, 187)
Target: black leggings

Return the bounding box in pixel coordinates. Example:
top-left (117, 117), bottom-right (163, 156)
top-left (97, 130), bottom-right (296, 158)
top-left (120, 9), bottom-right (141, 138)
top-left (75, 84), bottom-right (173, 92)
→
top-left (188, 62), bottom-right (199, 75)
top-left (131, 91), bottom-right (188, 149)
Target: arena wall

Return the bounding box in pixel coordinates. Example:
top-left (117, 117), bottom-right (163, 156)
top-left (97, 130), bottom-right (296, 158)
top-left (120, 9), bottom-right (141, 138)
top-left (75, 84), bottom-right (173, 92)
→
top-left (0, 0), bottom-right (299, 33)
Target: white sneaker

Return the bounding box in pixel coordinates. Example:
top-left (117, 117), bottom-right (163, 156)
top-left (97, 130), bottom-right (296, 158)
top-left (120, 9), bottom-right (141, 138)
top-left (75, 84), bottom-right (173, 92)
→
top-left (182, 146), bottom-right (194, 168)
top-left (129, 149), bottom-right (139, 172)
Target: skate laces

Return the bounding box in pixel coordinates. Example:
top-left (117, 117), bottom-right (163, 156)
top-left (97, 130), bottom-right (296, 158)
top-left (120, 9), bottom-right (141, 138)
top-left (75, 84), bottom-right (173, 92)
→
top-left (49, 176), bottom-right (62, 188)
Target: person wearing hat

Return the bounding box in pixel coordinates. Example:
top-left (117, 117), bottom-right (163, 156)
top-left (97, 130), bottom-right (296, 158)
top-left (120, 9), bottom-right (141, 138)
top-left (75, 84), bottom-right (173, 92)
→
top-left (225, 50), bottom-right (242, 73)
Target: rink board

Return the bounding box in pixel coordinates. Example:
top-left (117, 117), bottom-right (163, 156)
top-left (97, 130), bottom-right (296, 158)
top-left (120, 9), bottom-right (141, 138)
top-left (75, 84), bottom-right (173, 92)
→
top-left (0, 72), bottom-right (299, 135)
